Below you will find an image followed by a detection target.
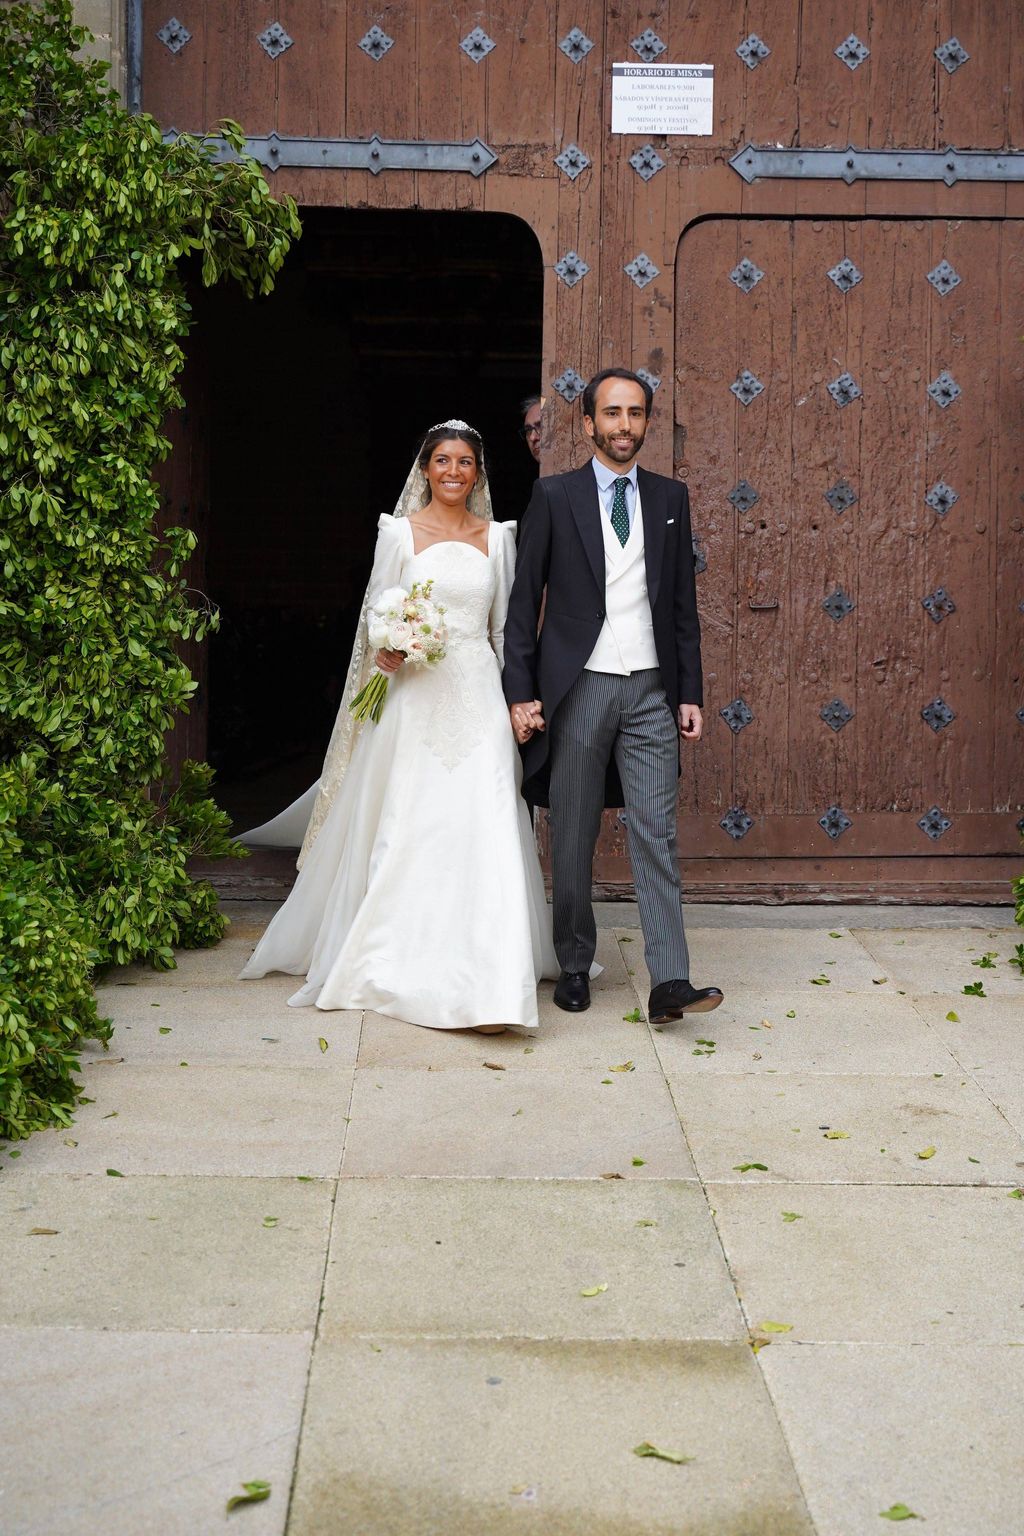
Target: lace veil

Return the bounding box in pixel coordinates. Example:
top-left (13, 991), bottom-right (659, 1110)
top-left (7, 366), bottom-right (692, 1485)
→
top-left (297, 420), bottom-right (493, 866)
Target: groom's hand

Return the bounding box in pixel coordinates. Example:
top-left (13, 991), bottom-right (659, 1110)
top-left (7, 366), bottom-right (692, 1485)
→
top-left (678, 703), bottom-right (703, 741)
top-left (510, 700), bottom-right (545, 743)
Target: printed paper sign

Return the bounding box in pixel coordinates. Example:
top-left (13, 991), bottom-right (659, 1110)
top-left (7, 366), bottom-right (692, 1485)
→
top-left (611, 63), bottom-right (714, 136)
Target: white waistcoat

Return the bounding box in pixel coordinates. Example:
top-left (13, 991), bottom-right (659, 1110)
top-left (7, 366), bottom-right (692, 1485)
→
top-left (584, 484), bottom-right (660, 675)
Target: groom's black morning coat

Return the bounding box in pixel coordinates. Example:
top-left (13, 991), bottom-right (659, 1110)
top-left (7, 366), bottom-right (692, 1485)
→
top-left (502, 463), bottom-right (703, 808)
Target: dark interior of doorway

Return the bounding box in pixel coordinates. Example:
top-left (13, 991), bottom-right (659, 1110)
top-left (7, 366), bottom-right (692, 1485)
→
top-left (200, 207), bottom-right (543, 831)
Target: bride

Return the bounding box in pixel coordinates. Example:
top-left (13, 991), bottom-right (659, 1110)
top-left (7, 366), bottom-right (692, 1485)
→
top-left (239, 419), bottom-right (558, 1033)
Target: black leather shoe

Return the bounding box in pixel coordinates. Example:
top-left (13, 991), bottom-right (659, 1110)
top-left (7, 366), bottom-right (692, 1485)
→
top-left (648, 979), bottom-right (723, 1025)
top-left (554, 970), bottom-right (591, 1012)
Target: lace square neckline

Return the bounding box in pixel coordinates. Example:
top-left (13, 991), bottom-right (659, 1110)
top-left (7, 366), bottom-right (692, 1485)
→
top-left (406, 518), bottom-right (491, 561)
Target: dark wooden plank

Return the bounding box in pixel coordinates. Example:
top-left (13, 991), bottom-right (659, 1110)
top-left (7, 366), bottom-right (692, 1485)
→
top-left (924, 217), bottom-right (1000, 819)
top-left (865, 0), bottom-right (938, 148)
top-left (344, 0), bottom-right (417, 209)
top-left (275, 0), bottom-right (347, 141)
top-left (203, 0), bottom-right (277, 132)
top-left (942, 0), bottom-right (1010, 149)
top-left (853, 218), bottom-right (931, 815)
top-left (141, 0), bottom-right (206, 130)
top-left (674, 218), bottom-right (741, 826)
top-left (791, 0), bottom-right (871, 148)
top-left (741, 0), bottom-right (800, 150)
top-left (993, 219), bottom-right (1024, 814)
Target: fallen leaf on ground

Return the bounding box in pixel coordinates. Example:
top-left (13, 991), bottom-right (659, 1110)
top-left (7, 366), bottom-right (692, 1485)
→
top-left (750, 1337), bottom-right (770, 1352)
top-left (734, 1162), bottom-right (769, 1172)
top-left (695, 1038), bottom-right (716, 1047)
top-left (63, 1138), bottom-right (77, 1147)
top-left (872, 977), bottom-right (888, 985)
top-left (623, 1008), bottom-right (642, 1022)
top-left (829, 931), bottom-right (843, 939)
top-left (619, 935), bottom-right (633, 942)
top-left (945, 1010), bottom-right (959, 1022)
top-left (262, 1216), bottom-right (278, 1228)
top-left (226, 1480), bottom-right (271, 1513)
top-left (580, 1283), bottom-right (608, 1297)
top-left (523, 1046), bottom-right (534, 1054)
top-left (760, 1018), bottom-right (773, 1029)
top-left (1009, 1189), bottom-right (1024, 1199)
top-left (512, 1107), bottom-right (523, 1116)
top-left (158, 1026), bottom-right (172, 1034)
top-left (786, 1010), bottom-right (796, 1018)
top-left (878, 1504), bottom-right (920, 1522)
top-left (809, 976), bottom-right (831, 986)
top-left (971, 952), bottom-right (998, 968)
top-left (318, 1037), bottom-right (329, 1051)
top-left (636, 1219), bottom-right (657, 1227)
top-left (916, 1146), bottom-right (936, 1160)
top-left (601, 1172), bottom-right (624, 1180)
top-left (781, 1212), bottom-right (802, 1222)
top-left (105, 1168), bottom-right (124, 1177)
top-left (601, 1078), bottom-right (613, 1084)
top-left (962, 982), bottom-right (986, 997)
top-left (610, 1061), bottom-right (635, 1072)
top-left (632, 1156), bottom-right (646, 1166)
top-left (823, 1130), bottom-right (850, 1140)
top-left (28, 1228), bottom-right (59, 1236)
top-left (632, 1442), bottom-right (694, 1465)
top-left (483, 1061), bottom-right (505, 1071)
top-left (757, 1320), bottom-right (793, 1333)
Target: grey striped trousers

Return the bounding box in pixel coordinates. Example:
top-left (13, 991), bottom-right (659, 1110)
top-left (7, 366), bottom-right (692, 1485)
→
top-left (547, 668), bottom-right (690, 986)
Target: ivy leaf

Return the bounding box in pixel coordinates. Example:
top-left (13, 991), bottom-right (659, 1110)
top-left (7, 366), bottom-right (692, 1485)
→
top-left (971, 952), bottom-right (998, 968)
top-left (226, 1480), bottom-right (271, 1513)
top-left (962, 982), bottom-right (986, 997)
top-left (632, 1442), bottom-right (694, 1464)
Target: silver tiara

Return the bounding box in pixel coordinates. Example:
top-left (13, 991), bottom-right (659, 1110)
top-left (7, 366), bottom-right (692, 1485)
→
top-left (429, 418), bottom-right (477, 434)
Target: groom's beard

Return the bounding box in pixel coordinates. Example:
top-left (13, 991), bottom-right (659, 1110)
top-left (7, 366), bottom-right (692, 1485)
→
top-left (592, 423), bottom-right (647, 462)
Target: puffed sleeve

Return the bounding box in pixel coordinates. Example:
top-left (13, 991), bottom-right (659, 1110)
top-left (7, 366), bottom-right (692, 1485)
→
top-left (488, 520), bottom-right (517, 668)
top-left (365, 514), bottom-right (407, 614)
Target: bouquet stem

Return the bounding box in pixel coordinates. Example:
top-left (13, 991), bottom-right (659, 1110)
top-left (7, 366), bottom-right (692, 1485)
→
top-left (349, 669), bottom-right (389, 724)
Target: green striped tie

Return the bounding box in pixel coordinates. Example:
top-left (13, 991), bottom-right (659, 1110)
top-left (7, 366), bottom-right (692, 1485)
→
top-left (610, 477), bottom-right (630, 546)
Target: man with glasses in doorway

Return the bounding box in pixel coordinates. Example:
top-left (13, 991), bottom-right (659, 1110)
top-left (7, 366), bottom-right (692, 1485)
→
top-left (520, 395), bottom-right (545, 466)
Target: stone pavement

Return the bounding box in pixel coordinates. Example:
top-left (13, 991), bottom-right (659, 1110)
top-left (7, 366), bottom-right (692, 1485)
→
top-left (2, 902), bottom-right (1022, 1536)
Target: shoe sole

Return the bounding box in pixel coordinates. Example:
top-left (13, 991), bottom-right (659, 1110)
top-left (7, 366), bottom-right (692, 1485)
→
top-left (648, 993), bottom-right (723, 1025)
top-left (554, 997), bottom-right (591, 1013)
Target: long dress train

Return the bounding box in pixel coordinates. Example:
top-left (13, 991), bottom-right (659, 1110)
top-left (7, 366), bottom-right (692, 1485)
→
top-left (239, 514), bottom-right (558, 1029)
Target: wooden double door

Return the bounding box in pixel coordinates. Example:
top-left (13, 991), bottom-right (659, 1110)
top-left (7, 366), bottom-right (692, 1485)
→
top-left (629, 215), bottom-right (1022, 900)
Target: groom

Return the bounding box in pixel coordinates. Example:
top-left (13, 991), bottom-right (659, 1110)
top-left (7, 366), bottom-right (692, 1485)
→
top-left (503, 368), bottom-right (722, 1024)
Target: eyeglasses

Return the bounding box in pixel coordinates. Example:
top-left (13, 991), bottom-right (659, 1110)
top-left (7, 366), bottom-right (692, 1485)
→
top-left (519, 424), bottom-right (542, 439)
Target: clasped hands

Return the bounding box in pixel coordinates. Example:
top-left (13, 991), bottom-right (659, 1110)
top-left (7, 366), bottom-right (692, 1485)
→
top-left (509, 700), bottom-right (703, 744)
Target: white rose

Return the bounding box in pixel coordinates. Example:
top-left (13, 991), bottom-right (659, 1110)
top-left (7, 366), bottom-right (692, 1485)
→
top-left (367, 617), bottom-right (389, 648)
top-left (387, 619), bottom-right (413, 651)
top-left (376, 586), bottom-right (408, 613)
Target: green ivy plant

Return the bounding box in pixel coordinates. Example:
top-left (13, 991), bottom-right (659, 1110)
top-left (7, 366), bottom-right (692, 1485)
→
top-left (0, 1), bottom-right (300, 1140)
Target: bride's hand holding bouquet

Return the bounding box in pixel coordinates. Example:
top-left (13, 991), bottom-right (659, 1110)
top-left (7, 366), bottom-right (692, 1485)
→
top-left (350, 580), bottom-right (448, 723)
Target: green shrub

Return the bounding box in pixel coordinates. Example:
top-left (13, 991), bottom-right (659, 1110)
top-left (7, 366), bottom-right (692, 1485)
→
top-left (0, 1), bottom-right (300, 1140)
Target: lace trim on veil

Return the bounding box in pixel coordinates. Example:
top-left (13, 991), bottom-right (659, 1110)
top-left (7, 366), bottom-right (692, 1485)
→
top-left (297, 432), bottom-right (493, 867)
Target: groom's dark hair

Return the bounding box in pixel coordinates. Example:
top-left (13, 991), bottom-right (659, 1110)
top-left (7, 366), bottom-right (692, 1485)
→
top-left (582, 367), bottom-right (654, 422)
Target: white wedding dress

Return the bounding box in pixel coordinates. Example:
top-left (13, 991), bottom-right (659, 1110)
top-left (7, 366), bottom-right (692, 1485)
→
top-left (239, 513), bottom-right (558, 1029)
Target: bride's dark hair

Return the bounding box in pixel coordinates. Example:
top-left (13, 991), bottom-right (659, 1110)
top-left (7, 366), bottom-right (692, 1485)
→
top-left (417, 424), bottom-right (486, 476)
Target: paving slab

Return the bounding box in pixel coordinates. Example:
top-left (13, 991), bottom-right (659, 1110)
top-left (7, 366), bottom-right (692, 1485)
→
top-left (357, 989), bottom-right (659, 1073)
top-left (852, 927), bottom-right (1024, 997)
top-left (0, 1172), bottom-right (332, 1332)
top-left (667, 1071), bottom-right (1024, 1185)
top-left (6, 1065), bottom-right (353, 1177)
top-left (0, 1327), bottom-right (311, 1536)
top-left (341, 1066), bottom-right (696, 1179)
top-left (650, 989), bottom-right (956, 1076)
top-left (91, 979), bottom-right (360, 1067)
top-left (622, 925), bottom-right (888, 997)
top-left (101, 936), bottom-right (266, 988)
top-left (710, 1183), bottom-right (1024, 1343)
top-left (287, 1337), bottom-right (814, 1536)
top-left (319, 1178), bottom-right (743, 1342)
top-left (909, 994), bottom-right (1024, 1076)
top-left (972, 1070), bottom-right (1024, 1140)
top-left (760, 1343), bottom-right (1024, 1536)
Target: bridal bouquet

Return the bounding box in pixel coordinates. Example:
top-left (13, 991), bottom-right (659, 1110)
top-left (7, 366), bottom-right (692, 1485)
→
top-left (349, 580), bottom-right (448, 723)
